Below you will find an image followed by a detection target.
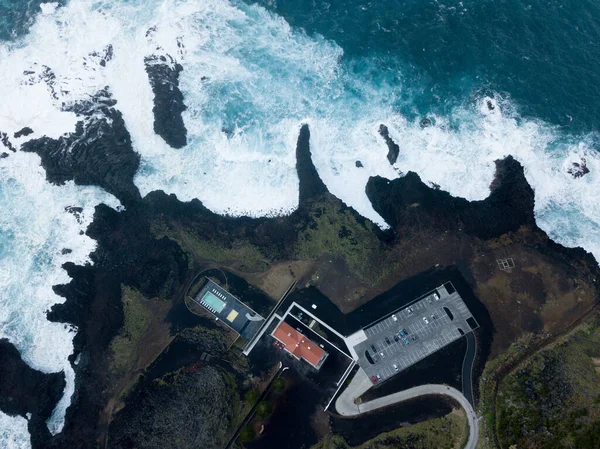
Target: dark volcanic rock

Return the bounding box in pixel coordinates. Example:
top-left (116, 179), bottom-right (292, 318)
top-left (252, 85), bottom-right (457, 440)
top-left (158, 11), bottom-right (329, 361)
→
top-left (567, 158), bottom-right (590, 178)
top-left (296, 124), bottom-right (329, 207)
top-left (65, 206), bottom-right (84, 224)
top-left (355, 160), bottom-right (363, 168)
top-left (366, 156), bottom-right (535, 239)
top-left (1, 152), bottom-right (9, 159)
top-left (0, 339), bottom-right (65, 443)
top-left (145, 54), bottom-right (188, 149)
top-left (14, 127), bottom-right (34, 138)
top-left (87, 44), bottom-right (113, 68)
top-left (1, 131), bottom-right (16, 152)
top-left (25, 121), bottom-right (600, 449)
top-left (420, 118), bottom-right (432, 128)
top-left (379, 124), bottom-right (399, 165)
top-left (21, 90), bottom-right (141, 205)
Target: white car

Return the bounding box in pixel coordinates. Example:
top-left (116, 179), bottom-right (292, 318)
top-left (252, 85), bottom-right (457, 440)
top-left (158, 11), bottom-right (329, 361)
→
top-left (423, 316), bottom-right (429, 324)
top-left (392, 314), bottom-right (397, 321)
top-left (434, 292), bottom-right (440, 301)
top-left (393, 364), bottom-right (399, 372)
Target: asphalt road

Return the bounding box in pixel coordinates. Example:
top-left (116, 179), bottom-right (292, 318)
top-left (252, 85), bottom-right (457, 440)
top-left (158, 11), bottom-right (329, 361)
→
top-left (462, 331), bottom-right (477, 406)
top-left (335, 370), bottom-right (479, 449)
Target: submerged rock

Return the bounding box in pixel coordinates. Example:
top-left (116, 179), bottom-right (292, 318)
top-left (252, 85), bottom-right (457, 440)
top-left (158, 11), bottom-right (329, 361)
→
top-left (144, 54), bottom-right (188, 149)
top-left (378, 124), bottom-right (400, 165)
top-left (567, 158), bottom-right (590, 178)
top-left (420, 118), bottom-right (432, 128)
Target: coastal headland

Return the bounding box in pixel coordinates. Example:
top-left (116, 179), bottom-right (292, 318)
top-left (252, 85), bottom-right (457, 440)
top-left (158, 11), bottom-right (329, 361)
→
top-left (1, 119), bottom-right (599, 449)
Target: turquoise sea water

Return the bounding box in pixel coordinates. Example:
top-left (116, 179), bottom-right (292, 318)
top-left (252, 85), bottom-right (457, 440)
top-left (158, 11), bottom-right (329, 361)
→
top-left (254, 0), bottom-right (600, 133)
top-left (1, 1), bottom-right (600, 446)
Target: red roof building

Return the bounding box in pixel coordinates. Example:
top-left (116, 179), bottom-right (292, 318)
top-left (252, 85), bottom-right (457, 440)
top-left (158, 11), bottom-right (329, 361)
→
top-left (271, 321), bottom-right (328, 370)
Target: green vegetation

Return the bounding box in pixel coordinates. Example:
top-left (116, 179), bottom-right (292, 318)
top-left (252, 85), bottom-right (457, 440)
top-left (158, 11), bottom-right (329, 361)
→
top-left (295, 200), bottom-right (388, 282)
top-left (245, 389), bottom-right (260, 405)
top-left (495, 312), bottom-right (600, 449)
top-left (109, 365), bottom-right (239, 448)
top-left (312, 412), bottom-right (468, 449)
top-left (239, 425), bottom-right (256, 443)
top-left (272, 377), bottom-right (285, 392)
top-left (109, 286), bottom-right (151, 375)
top-left (151, 219), bottom-right (269, 272)
top-left (256, 400), bottom-right (273, 418)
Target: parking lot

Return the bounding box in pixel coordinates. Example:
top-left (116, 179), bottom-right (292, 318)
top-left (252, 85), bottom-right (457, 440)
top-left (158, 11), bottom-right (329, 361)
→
top-left (351, 283), bottom-right (478, 384)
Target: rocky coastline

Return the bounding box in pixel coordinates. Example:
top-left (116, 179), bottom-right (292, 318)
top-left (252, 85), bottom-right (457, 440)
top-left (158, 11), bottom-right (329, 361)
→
top-left (4, 114), bottom-right (600, 448)
top-left (0, 339), bottom-right (65, 445)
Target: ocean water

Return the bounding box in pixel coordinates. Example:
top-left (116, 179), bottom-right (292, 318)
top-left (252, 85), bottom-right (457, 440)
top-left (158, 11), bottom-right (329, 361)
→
top-left (1, 0), bottom-right (600, 446)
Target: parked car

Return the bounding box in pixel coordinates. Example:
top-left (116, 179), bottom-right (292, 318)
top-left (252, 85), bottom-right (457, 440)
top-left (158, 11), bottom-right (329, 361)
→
top-left (385, 337), bottom-right (391, 345)
top-left (380, 352), bottom-right (385, 358)
top-left (403, 328), bottom-right (409, 335)
top-left (371, 344), bottom-right (377, 352)
top-left (394, 335), bottom-right (400, 342)
top-left (371, 375), bottom-right (378, 383)
top-left (392, 314), bottom-right (397, 321)
top-left (399, 330), bottom-right (405, 337)
top-left (403, 337), bottom-right (410, 345)
top-left (376, 374), bottom-right (382, 381)
top-left (434, 292), bottom-right (440, 301)
top-left (423, 317), bottom-right (429, 324)
top-left (411, 335), bottom-right (418, 341)
top-left (393, 364), bottom-right (399, 372)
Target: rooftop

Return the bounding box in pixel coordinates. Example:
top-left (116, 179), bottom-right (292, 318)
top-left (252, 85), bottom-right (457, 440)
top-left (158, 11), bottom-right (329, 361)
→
top-left (272, 321), bottom-right (328, 369)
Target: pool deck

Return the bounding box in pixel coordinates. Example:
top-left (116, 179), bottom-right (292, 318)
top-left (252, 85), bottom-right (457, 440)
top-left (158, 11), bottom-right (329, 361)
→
top-left (193, 279), bottom-right (265, 340)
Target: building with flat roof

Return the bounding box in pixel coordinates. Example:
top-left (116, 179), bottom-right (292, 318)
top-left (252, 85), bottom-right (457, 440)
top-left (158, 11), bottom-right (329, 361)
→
top-left (272, 321), bottom-right (329, 370)
top-left (193, 279), bottom-right (265, 341)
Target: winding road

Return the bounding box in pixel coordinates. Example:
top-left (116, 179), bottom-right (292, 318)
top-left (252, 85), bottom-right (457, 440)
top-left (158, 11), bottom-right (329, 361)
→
top-left (335, 369), bottom-right (479, 449)
top-left (462, 331), bottom-right (477, 406)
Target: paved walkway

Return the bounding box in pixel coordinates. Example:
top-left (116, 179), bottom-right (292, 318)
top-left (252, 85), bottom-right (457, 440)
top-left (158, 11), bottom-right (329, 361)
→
top-left (335, 370), bottom-right (478, 449)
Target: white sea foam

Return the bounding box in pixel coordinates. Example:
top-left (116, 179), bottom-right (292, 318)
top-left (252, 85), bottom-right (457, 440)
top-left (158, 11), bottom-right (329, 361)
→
top-left (2, 0), bottom-right (600, 446)
top-left (0, 412), bottom-right (30, 449)
top-left (0, 150), bottom-right (120, 444)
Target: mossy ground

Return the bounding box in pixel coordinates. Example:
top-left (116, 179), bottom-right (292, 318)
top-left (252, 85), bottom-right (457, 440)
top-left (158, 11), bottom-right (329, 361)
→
top-left (294, 200), bottom-right (391, 283)
top-left (312, 411), bottom-right (468, 449)
top-left (495, 312), bottom-right (600, 449)
top-left (109, 286), bottom-right (151, 375)
top-left (151, 218), bottom-right (269, 272)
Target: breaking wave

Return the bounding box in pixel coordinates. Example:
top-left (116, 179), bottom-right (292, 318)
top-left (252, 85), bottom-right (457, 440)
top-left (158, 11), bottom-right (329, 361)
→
top-left (1, 0), bottom-right (600, 446)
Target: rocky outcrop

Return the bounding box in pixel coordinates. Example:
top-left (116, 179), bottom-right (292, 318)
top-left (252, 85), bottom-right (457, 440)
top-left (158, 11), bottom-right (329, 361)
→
top-left (296, 124), bottom-right (329, 207)
top-left (145, 54), bottom-right (188, 149)
top-left (1, 131), bottom-right (16, 152)
top-left (14, 127), bottom-right (33, 138)
top-left (366, 156), bottom-right (535, 239)
top-left (0, 339), bottom-right (66, 443)
top-left (567, 158), bottom-right (590, 178)
top-left (378, 124), bottom-right (399, 165)
top-left (21, 89), bottom-right (141, 205)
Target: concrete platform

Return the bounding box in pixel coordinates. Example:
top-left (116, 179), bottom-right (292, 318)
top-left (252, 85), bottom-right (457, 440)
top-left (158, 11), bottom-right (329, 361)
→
top-left (348, 283), bottom-right (478, 384)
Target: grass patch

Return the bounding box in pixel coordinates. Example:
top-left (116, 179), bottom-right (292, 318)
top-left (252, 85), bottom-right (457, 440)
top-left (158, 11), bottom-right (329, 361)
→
top-left (109, 285), bottom-right (151, 375)
top-left (312, 412), bottom-right (468, 449)
top-left (495, 312), bottom-right (600, 449)
top-left (151, 219), bottom-right (269, 272)
top-left (294, 200), bottom-right (388, 283)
